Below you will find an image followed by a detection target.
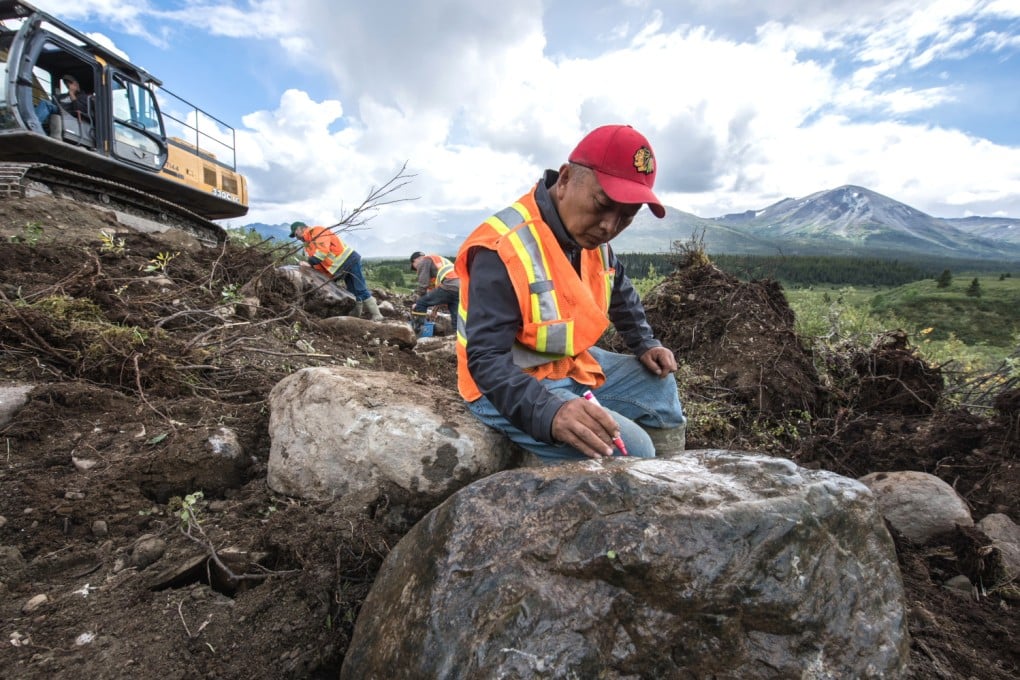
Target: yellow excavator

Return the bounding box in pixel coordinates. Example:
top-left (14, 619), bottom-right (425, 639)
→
top-left (0, 0), bottom-right (248, 244)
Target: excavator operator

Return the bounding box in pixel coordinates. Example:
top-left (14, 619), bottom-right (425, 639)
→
top-left (35, 74), bottom-right (90, 139)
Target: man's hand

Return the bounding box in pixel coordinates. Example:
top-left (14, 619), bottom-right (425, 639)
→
top-left (550, 398), bottom-right (619, 460)
top-left (640, 346), bottom-right (677, 377)
top-left (298, 261), bottom-right (310, 268)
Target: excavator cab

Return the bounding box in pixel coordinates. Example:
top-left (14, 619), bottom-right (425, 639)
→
top-left (0, 0), bottom-right (248, 239)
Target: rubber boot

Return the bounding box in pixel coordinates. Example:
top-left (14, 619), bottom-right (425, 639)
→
top-left (48, 114), bottom-right (63, 140)
top-left (349, 300), bottom-right (364, 318)
top-left (363, 296), bottom-right (383, 321)
top-left (411, 311), bottom-right (427, 334)
top-left (643, 424), bottom-right (686, 456)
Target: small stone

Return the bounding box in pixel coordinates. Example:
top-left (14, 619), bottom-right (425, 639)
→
top-left (64, 491), bottom-right (85, 500)
top-left (23, 507), bottom-right (34, 514)
top-left (92, 521), bottom-right (108, 537)
top-left (72, 456), bottom-right (97, 471)
top-left (130, 535), bottom-right (166, 569)
top-left (944, 574), bottom-right (973, 595)
top-left (22, 594), bottom-right (48, 613)
top-left (0, 515), bottom-right (6, 529)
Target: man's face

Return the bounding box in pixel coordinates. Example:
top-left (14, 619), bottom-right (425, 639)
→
top-left (64, 80), bottom-right (78, 95)
top-left (553, 164), bottom-right (641, 249)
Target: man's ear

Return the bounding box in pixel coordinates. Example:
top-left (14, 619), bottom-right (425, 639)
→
top-left (556, 163), bottom-right (572, 185)
top-left (552, 163), bottom-right (572, 203)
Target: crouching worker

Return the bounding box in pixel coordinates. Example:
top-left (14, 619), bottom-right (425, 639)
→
top-left (455, 124), bottom-right (686, 464)
top-left (409, 251), bottom-right (460, 335)
top-left (290, 221), bottom-right (383, 320)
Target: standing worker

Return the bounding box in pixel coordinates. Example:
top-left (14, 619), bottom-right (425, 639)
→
top-left (290, 221), bottom-right (383, 321)
top-left (454, 124), bottom-right (686, 464)
top-left (409, 251), bottom-right (460, 334)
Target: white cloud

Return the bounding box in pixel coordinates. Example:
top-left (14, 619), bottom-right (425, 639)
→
top-left (675, 116), bottom-right (1020, 218)
top-left (28, 0), bottom-right (1020, 251)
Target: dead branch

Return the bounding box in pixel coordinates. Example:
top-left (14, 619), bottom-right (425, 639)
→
top-left (132, 353), bottom-right (175, 426)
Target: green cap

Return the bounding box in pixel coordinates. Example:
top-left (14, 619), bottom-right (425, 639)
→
top-left (289, 221), bottom-right (307, 238)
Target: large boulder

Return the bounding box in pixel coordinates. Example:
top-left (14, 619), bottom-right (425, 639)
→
top-left (341, 450), bottom-right (908, 679)
top-left (858, 470), bottom-right (974, 544)
top-left (267, 367), bottom-right (516, 514)
top-left (319, 316), bottom-right (417, 349)
top-left (276, 264), bottom-right (354, 317)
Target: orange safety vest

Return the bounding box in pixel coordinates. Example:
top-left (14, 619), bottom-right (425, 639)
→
top-left (455, 185), bottom-right (615, 402)
top-left (423, 254), bottom-right (459, 289)
top-left (301, 226), bottom-right (353, 278)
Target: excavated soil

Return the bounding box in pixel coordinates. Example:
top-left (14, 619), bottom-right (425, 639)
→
top-left (0, 196), bottom-right (1017, 679)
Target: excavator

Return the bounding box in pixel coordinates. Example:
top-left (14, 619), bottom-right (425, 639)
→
top-left (0, 0), bottom-right (248, 244)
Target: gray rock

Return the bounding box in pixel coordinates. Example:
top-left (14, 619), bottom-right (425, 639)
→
top-left (341, 450), bottom-right (908, 679)
top-left (977, 513), bottom-right (1020, 588)
top-left (22, 593), bottom-right (48, 613)
top-left (267, 367), bottom-right (515, 513)
top-left (130, 535), bottom-right (167, 570)
top-left (319, 316), bottom-right (417, 349)
top-left (977, 513), bottom-right (1020, 545)
top-left (859, 470), bottom-right (973, 544)
top-left (0, 545), bottom-right (26, 581)
top-left (276, 264), bottom-right (354, 317)
top-left (0, 383), bottom-right (33, 428)
top-left (207, 427), bottom-right (242, 459)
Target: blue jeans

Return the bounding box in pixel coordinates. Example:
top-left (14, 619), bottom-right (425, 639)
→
top-left (335, 252), bottom-right (371, 302)
top-left (467, 347), bottom-right (686, 464)
top-left (35, 100), bottom-right (58, 126)
top-left (413, 287), bottom-right (459, 321)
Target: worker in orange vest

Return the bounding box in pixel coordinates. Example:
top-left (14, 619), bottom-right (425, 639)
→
top-left (409, 251), bottom-right (460, 335)
top-left (290, 222), bottom-right (383, 321)
top-left (454, 125), bottom-right (685, 464)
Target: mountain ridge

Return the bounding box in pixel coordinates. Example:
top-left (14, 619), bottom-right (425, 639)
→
top-left (240, 185), bottom-right (1020, 261)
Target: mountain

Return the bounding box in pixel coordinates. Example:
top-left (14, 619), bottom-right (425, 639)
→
top-left (623, 185), bottom-right (1020, 260)
top-left (236, 186), bottom-right (1020, 261)
top-left (713, 185), bottom-right (1019, 259)
top-left (945, 216), bottom-right (1020, 245)
top-left (611, 207), bottom-right (781, 255)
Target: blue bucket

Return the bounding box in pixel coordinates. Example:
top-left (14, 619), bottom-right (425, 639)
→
top-left (419, 321), bottom-right (435, 338)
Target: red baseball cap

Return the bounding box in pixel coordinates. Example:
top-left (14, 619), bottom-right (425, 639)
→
top-left (568, 125), bottom-right (665, 218)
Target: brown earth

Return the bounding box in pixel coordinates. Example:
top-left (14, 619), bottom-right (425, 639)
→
top-left (0, 196), bottom-right (1017, 679)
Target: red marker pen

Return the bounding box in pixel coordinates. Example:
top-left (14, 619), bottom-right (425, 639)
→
top-left (582, 390), bottom-right (629, 456)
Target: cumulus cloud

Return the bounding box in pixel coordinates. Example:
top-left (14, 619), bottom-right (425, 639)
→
top-left (29, 0), bottom-right (1020, 250)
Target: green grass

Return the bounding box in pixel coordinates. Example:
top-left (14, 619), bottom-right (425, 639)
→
top-left (869, 274), bottom-right (1020, 346)
top-left (781, 280), bottom-right (1017, 375)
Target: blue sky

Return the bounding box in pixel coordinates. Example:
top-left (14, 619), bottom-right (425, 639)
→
top-left (25, 0), bottom-right (1020, 255)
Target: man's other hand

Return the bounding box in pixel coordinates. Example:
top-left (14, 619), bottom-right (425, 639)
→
top-left (639, 346), bottom-right (677, 377)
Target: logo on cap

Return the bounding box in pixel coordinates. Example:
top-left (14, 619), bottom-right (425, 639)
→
top-left (633, 147), bottom-right (655, 175)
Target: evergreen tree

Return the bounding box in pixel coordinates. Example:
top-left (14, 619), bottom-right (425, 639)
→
top-left (966, 278), bottom-right (981, 297)
top-left (936, 269), bottom-right (952, 288)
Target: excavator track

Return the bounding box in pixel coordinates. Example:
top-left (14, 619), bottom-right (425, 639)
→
top-left (0, 162), bottom-right (226, 245)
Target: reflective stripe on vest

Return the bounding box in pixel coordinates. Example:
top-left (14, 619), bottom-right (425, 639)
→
top-left (305, 228), bottom-right (352, 277)
top-left (467, 201), bottom-right (614, 366)
top-left (432, 255), bottom-right (457, 287)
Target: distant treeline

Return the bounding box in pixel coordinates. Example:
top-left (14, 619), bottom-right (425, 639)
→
top-left (618, 252), bottom-right (1020, 288)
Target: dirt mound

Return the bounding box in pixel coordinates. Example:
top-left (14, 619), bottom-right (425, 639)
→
top-left (638, 262), bottom-right (820, 418)
top-left (1, 197), bottom-right (1017, 679)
